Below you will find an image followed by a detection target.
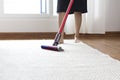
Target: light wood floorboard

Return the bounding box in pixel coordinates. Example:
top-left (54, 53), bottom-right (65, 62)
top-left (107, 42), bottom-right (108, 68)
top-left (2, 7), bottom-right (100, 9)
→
top-left (81, 37), bottom-right (120, 61)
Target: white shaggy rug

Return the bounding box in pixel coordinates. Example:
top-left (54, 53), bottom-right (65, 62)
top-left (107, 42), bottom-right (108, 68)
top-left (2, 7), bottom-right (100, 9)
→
top-left (0, 40), bottom-right (120, 80)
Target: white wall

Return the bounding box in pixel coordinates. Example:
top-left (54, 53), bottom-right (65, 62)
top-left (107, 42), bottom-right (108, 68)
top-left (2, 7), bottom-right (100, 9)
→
top-left (0, 0), bottom-right (120, 32)
top-left (0, 0), bottom-right (58, 32)
top-left (105, 0), bottom-right (120, 31)
top-left (0, 17), bottom-right (58, 32)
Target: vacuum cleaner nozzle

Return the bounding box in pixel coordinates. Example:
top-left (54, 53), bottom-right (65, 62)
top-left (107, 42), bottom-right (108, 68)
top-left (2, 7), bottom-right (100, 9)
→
top-left (41, 45), bottom-right (64, 52)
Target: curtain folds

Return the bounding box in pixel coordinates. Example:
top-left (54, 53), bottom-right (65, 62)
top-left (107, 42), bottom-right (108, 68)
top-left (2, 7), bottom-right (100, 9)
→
top-left (65, 0), bottom-right (106, 34)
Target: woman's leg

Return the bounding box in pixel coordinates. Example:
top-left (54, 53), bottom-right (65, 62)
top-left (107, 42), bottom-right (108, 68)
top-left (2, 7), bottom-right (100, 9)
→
top-left (74, 12), bottom-right (82, 42)
top-left (58, 12), bottom-right (65, 43)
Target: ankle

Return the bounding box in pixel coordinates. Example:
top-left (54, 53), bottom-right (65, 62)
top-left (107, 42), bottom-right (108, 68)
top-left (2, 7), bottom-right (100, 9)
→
top-left (59, 36), bottom-right (64, 44)
top-left (59, 39), bottom-right (64, 44)
top-left (74, 35), bottom-right (79, 39)
top-left (74, 35), bottom-right (80, 43)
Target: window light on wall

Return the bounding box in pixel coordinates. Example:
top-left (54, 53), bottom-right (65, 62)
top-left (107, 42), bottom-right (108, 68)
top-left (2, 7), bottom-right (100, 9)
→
top-left (3, 0), bottom-right (57, 15)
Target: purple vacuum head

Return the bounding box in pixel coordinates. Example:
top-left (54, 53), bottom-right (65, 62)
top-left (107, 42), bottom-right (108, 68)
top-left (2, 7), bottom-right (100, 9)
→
top-left (41, 45), bottom-right (64, 52)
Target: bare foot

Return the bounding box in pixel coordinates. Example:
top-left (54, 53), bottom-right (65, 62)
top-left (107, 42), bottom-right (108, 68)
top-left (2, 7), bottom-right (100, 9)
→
top-left (59, 38), bottom-right (64, 44)
top-left (74, 36), bottom-right (80, 43)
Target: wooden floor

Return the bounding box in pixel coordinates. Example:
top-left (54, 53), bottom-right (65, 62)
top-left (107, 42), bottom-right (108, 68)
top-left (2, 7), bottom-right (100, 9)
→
top-left (0, 32), bottom-right (120, 61)
top-left (80, 36), bottom-right (120, 61)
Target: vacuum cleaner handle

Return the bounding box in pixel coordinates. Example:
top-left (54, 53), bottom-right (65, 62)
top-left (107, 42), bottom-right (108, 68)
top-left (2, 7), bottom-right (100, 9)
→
top-left (53, 0), bottom-right (74, 46)
top-left (59, 0), bottom-right (74, 33)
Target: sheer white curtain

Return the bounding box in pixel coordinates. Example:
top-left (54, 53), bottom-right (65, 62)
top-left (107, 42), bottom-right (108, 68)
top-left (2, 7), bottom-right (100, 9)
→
top-left (65, 0), bottom-right (106, 34)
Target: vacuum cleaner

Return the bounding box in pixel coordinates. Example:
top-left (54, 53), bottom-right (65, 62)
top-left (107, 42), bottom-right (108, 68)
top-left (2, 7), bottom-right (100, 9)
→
top-left (41, 0), bottom-right (74, 51)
